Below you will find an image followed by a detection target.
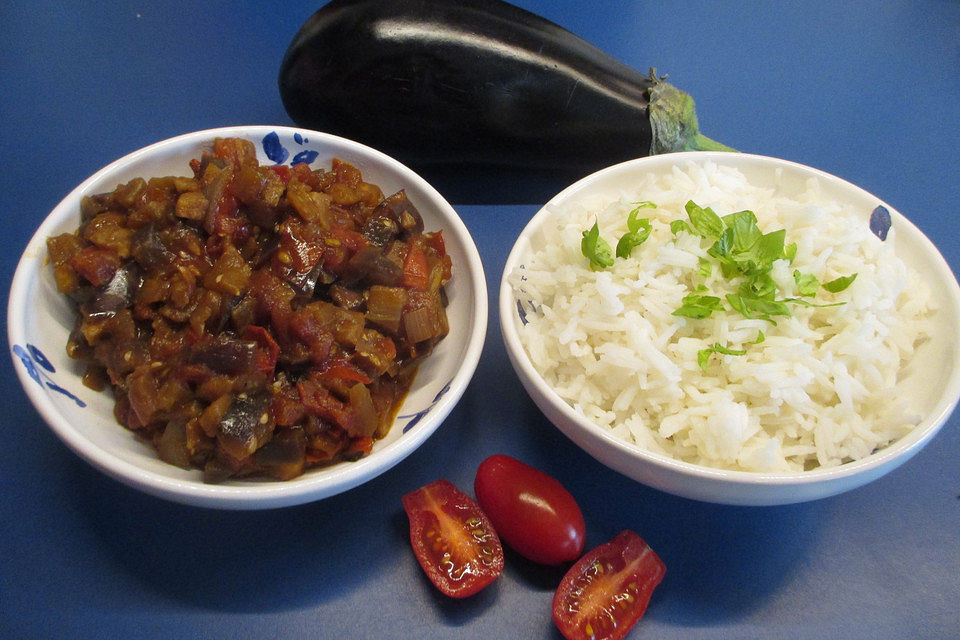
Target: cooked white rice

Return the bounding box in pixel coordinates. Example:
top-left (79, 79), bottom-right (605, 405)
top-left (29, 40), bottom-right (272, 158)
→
top-left (510, 161), bottom-right (935, 472)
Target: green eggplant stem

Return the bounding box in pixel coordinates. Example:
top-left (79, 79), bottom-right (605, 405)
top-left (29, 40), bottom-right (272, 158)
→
top-left (647, 70), bottom-right (737, 154)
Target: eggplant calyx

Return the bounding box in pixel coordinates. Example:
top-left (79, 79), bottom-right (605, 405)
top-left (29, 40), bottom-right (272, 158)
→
top-left (647, 70), bottom-right (736, 154)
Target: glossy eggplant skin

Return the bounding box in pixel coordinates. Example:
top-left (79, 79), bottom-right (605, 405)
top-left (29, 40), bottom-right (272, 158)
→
top-left (279, 0), bottom-right (726, 202)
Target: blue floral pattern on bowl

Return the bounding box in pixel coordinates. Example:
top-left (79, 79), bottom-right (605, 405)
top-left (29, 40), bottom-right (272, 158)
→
top-left (261, 131), bottom-right (320, 166)
top-left (870, 205), bottom-right (891, 241)
top-left (399, 382), bottom-right (452, 433)
top-left (13, 344), bottom-right (85, 407)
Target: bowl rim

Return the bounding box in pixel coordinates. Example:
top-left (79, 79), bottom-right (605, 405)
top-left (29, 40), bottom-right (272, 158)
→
top-left (499, 151), bottom-right (960, 491)
top-left (8, 125), bottom-right (488, 509)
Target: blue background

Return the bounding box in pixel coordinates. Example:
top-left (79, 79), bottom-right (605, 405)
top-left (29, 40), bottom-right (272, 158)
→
top-left (1, 1), bottom-right (958, 638)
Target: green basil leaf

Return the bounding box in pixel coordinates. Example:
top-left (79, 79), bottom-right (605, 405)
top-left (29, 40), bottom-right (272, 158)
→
top-left (616, 215), bottom-right (652, 258)
top-left (726, 294), bottom-right (790, 321)
top-left (581, 220), bottom-right (614, 269)
top-left (793, 270), bottom-right (820, 296)
top-left (785, 298), bottom-right (845, 308)
top-left (671, 219), bottom-right (694, 235)
top-left (697, 342), bottom-right (749, 371)
top-left (628, 202), bottom-right (657, 232)
top-left (615, 227), bottom-right (651, 258)
top-left (755, 228), bottom-right (786, 269)
top-left (723, 209), bottom-right (762, 252)
top-left (714, 227), bottom-right (736, 258)
top-left (673, 293), bottom-right (723, 319)
top-left (712, 343), bottom-right (748, 356)
top-left (685, 201), bottom-right (724, 238)
top-left (697, 348), bottom-right (712, 371)
top-left (741, 273), bottom-right (777, 300)
top-left (822, 273), bottom-right (858, 293)
top-left (698, 256), bottom-right (713, 278)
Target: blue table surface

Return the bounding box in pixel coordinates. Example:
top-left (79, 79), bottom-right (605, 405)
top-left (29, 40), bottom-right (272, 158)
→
top-left (2, 2), bottom-right (958, 638)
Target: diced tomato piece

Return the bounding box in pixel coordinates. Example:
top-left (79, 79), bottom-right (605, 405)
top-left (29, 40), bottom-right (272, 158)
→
top-left (204, 186), bottom-right (247, 245)
top-left (247, 271), bottom-right (295, 338)
top-left (271, 392), bottom-right (307, 427)
top-left (212, 137), bottom-right (257, 167)
top-left (402, 479), bottom-right (504, 598)
top-left (70, 246), bottom-right (120, 287)
top-left (345, 436), bottom-right (374, 458)
top-left (266, 164), bottom-right (292, 184)
top-left (290, 162), bottom-right (321, 189)
top-left (330, 223), bottom-right (367, 252)
top-left (242, 325), bottom-right (280, 375)
top-left (272, 219), bottom-right (324, 285)
top-left (305, 449), bottom-right (335, 464)
top-left (287, 310), bottom-right (335, 365)
top-left (297, 377), bottom-right (363, 436)
top-left (552, 530), bottom-right (665, 640)
top-left (323, 362), bottom-right (373, 385)
top-left (321, 243), bottom-right (349, 273)
top-left (424, 230), bottom-right (446, 257)
top-left (332, 158), bottom-right (362, 187)
top-left (402, 240), bottom-right (429, 291)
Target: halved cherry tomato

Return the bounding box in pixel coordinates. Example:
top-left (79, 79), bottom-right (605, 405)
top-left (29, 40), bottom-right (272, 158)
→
top-left (474, 454), bottom-right (585, 565)
top-left (401, 479), bottom-right (504, 598)
top-left (552, 530), bottom-right (665, 640)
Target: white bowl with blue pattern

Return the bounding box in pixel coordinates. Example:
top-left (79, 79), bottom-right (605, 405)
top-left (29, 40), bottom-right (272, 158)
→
top-left (8, 126), bottom-right (487, 509)
top-left (500, 152), bottom-right (960, 506)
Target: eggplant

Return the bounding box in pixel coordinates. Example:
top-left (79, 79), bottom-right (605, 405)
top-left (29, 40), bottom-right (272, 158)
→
top-left (85, 263), bottom-right (142, 319)
top-left (189, 334), bottom-right (258, 376)
top-left (279, 0), bottom-right (733, 203)
top-left (217, 391), bottom-right (275, 461)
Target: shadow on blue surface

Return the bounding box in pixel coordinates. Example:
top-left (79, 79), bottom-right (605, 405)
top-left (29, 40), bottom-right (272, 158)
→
top-left (68, 461), bottom-right (394, 612)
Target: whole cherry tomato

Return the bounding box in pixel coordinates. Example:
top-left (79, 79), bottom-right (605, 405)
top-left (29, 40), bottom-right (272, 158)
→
top-left (552, 530), bottom-right (666, 640)
top-left (474, 454), bottom-right (586, 565)
top-left (402, 478), bottom-right (504, 598)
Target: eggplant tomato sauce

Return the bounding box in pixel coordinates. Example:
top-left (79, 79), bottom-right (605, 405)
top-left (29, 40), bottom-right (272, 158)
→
top-left (46, 138), bottom-right (451, 482)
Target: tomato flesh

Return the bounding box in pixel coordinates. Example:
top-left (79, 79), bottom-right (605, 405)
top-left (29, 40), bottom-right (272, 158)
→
top-left (474, 454), bottom-right (585, 565)
top-left (402, 478), bottom-right (504, 598)
top-left (552, 530), bottom-right (665, 640)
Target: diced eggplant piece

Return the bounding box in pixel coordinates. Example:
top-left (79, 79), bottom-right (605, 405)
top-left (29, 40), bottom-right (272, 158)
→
top-left (190, 334), bottom-right (258, 376)
top-left (83, 212), bottom-right (133, 258)
top-left (289, 261), bottom-right (335, 298)
top-left (130, 224), bottom-right (176, 272)
top-left (86, 262), bottom-right (142, 320)
top-left (157, 418), bottom-right (192, 469)
top-left (330, 284), bottom-right (365, 311)
top-left (338, 245), bottom-right (403, 287)
top-left (353, 329), bottom-right (397, 378)
top-left (366, 285), bottom-right (407, 334)
top-left (362, 209), bottom-right (401, 246)
top-left (300, 300), bottom-right (365, 347)
top-left (287, 180), bottom-right (333, 227)
top-left (175, 190), bottom-right (209, 221)
top-left (372, 190), bottom-right (423, 238)
top-left (216, 392), bottom-right (275, 460)
top-left (253, 427), bottom-right (307, 480)
top-left (203, 242), bottom-right (252, 297)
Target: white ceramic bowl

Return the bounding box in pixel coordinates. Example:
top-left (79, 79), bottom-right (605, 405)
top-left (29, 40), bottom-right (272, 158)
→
top-left (500, 152), bottom-right (960, 506)
top-left (9, 126), bottom-right (487, 510)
